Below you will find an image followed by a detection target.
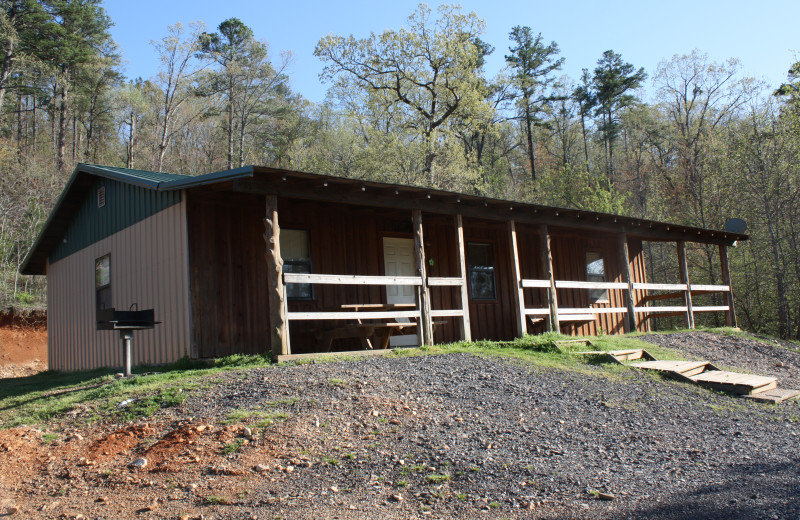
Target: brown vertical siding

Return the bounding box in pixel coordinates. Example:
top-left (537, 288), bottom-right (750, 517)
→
top-left (47, 200), bottom-right (191, 372)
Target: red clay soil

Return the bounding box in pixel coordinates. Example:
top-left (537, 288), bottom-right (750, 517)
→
top-left (0, 308), bottom-right (48, 378)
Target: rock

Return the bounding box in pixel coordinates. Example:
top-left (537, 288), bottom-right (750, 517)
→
top-left (128, 457), bottom-right (147, 468)
top-left (6, 505), bottom-right (18, 515)
top-left (391, 494), bottom-right (403, 502)
top-left (330, 486), bottom-right (339, 493)
top-left (254, 464), bottom-right (269, 473)
top-left (241, 427), bottom-right (253, 438)
top-left (597, 492), bottom-right (615, 501)
top-left (66, 433), bottom-right (83, 442)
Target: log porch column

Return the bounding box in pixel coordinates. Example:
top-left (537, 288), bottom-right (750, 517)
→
top-left (539, 225), bottom-right (559, 332)
top-left (509, 220), bottom-right (527, 338)
top-left (264, 195), bottom-right (289, 357)
top-left (454, 215), bottom-right (472, 341)
top-left (617, 233), bottom-right (637, 333)
top-left (719, 244), bottom-right (737, 328)
top-left (413, 209), bottom-right (434, 345)
top-left (677, 241), bottom-right (695, 329)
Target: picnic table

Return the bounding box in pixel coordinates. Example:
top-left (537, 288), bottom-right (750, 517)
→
top-left (314, 303), bottom-right (418, 351)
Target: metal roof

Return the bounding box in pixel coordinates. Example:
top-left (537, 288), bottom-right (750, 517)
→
top-left (21, 163), bottom-right (749, 276)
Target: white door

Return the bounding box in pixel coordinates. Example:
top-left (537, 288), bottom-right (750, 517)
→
top-left (383, 237), bottom-right (419, 347)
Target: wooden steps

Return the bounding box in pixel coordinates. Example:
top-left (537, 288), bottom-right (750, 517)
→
top-left (630, 359), bottom-right (791, 398)
top-left (743, 388), bottom-right (800, 404)
top-left (577, 349), bottom-right (656, 364)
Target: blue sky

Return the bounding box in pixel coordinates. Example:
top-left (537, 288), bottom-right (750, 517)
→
top-left (105, 0), bottom-right (798, 103)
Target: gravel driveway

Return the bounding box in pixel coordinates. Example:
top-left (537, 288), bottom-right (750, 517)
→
top-left (173, 336), bottom-right (800, 519)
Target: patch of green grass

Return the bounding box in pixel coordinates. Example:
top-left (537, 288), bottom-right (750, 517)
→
top-left (397, 480), bottom-right (409, 487)
top-left (400, 464), bottom-right (426, 475)
top-left (322, 456), bottom-right (340, 466)
top-left (456, 493), bottom-right (467, 500)
top-left (41, 432), bottom-right (59, 444)
top-left (343, 453), bottom-right (356, 460)
top-left (0, 354), bottom-right (274, 429)
top-left (489, 501), bottom-right (501, 508)
top-left (426, 473), bottom-right (451, 483)
top-left (204, 495), bottom-right (228, 505)
top-left (328, 378), bottom-right (348, 387)
top-left (221, 439), bottom-right (244, 454)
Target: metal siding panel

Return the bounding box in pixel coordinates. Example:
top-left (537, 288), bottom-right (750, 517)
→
top-left (46, 200), bottom-right (190, 372)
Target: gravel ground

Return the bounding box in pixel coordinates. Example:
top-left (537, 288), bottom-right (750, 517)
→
top-left (4, 332), bottom-right (799, 519)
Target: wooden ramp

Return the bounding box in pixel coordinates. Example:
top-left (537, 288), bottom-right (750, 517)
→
top-left (630, 359), bottom-right (798, 401)
top-left (577, 349), bottom-right (656, 364)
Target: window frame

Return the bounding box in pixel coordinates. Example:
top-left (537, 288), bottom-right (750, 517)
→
top-left (585, 251), bottom-right (609, 304)
top-left (466, 241), bottom-right (497, 301)
top-left (281, 228), bottom-right (314, 301)
top-left (95, 253), bottom-right (112, 314)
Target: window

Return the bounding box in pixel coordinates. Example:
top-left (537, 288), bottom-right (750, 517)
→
top-left (95, 254), bottom-right (112, 313)
top-left (97, 186), bottom-right (106, 208)
top-left (281, 229), bottom-right (313, 299)
top-left (586, 252), bottom-right (608, 303)
top-left (467, 242), bottom-right (496, 300)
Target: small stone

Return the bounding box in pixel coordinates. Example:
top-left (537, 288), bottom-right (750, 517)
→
top-left (284, 465), bottom-right (295, 473)
top-left (66, 433), bottom-right (83, 442)
top-left (241, 427), bottom-right (253, 438)
top-left (330, 486), bottom-right (339, 493)
top-left (95, 497), bottom-right (108, 503)
top-left (128, 457), bottom-right (147, 468)
top-left (391, 494), bottom-right (403, 502)
top-left (597, 492), bottom-right (615, 501)
top-left (6, 505), bottom-right (18, 515)
top-left (371, 410), bottom-right (380, 417)
top-left (254, 464), bottom-right (269, 473)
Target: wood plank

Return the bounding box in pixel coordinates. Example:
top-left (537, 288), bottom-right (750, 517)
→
top-left (524, 308), bottom-right (551, 316)
top-left (634, 306), bottom-right (689, 313)
top-left (558, 314), bottom-right (596, 322)
top-left (693, 306), bottom-right (730, 313)
top-left (744, 388), bottom-right (800, 403)
top-left (631, 283), bottom-right (688, 291)
top-left (413, 210), bottom-right (433, 345)
top-left (264, 195), bottom-right (289, 357)
top-left (678, 241), bottom-right (695, 329)
top-left (555, 280), bottom-right (629, 290)
top-left (276, 347), bottom-right (403, 363)
top-left (287, 310), bottom-right (422, 320)
top-left (719, 244), bottom-right (737, 327)
top-left (689, 284), bottom-right (730, 292)
top-left (521, 279), bottom-right (551, 288)
top-left (540, 225), bottom-right (559, 332)
top-left (454, 214), bottom-right (472, 342)
top-left (509, 220), bottom-right (526, 338)
top-left (559, 307), bottom-right (628, 314)
top-left (283, 273), bottom-right (422, 286)
top-left (427, 277), bottom-right (464, 286)
top-left (618, 233), bottom-right (637, 333)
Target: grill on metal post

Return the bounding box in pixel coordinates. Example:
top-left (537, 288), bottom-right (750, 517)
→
top-left (97, 304), bottom-right (161, 377)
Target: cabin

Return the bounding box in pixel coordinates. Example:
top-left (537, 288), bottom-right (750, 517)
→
top-left (21, 164), bottom-right (747, 371)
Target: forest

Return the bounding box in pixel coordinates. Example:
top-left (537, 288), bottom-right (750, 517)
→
top-left (2, 1), bottom-right (800, 338)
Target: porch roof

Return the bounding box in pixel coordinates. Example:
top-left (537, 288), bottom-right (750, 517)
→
top-left (21, 163), bottom-right (748, 275)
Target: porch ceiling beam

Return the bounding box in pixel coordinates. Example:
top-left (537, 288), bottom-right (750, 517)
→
top-left (231, 179), bottom-right (738, 246)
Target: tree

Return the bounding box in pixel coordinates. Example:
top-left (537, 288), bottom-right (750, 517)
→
top-left (505, 26), bottom-right (564, 182)
top-left (39, 0), bottom-right (113, 173)
top-left (151, 22), bottom-right (208, 172)
top-left (591, 50), bottom-right (646, 184)
top-left (198, 18), bottom-right (293, 169)
top-left (315, 4), bottom-right (488, 183)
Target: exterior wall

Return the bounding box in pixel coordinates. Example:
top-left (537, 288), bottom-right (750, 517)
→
top-left (186, 191), bottom-right (653, 357)
top-left (47, 200), bottom-right (191, 371)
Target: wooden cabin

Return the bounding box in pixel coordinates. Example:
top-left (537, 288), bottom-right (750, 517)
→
top-left (21, 164), bottom-right (747, 371)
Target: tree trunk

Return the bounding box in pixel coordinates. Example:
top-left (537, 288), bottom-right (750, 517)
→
top-left (57, 73), bottom-right (70, 173)
top-left (226, 91), bottom-right (234, 169)
top-left (524, 101), bottom-right (536, 182)
top-left (0, 8), bottom-right (16, 118)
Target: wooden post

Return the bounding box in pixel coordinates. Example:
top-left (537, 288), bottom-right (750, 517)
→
top-left (413, 210), bottom-right (433, 345)
top-left (677, 241), bottom-right (695, 329)
top-left (454, 214), bottom-right (472, 341)
top-left (617, 233), bottom-right (637, 333)
top-left (508, 220), bottom-right (527, 338)
top-left (264, 195), bottom-right (289, 357)
top-left (539, 225), bottom-right (559, 332)
top-left (719, 244), bottom-right (737, 328)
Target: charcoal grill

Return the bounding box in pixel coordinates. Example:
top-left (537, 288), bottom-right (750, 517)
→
top-left (97, 306), bottom-right (161, 377)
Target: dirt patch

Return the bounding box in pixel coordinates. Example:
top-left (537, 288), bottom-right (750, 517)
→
top-left (0, 307), bottom-right (47, 378)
